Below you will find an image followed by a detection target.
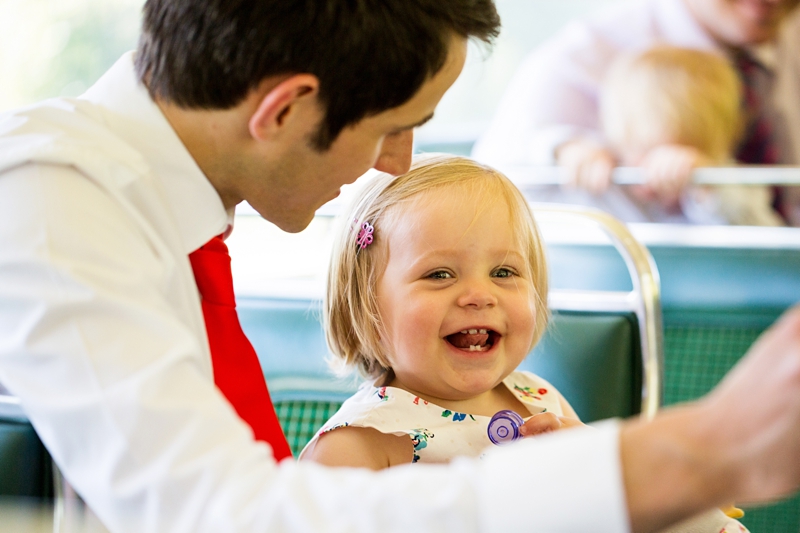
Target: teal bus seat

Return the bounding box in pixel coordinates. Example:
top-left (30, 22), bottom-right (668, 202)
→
top-left (523, 311), bottom-right (641, 423)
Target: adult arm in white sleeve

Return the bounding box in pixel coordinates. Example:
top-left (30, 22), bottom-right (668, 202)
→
top-left (472, 21), bottom-right (618, 167)
top-left (5, 164), bottom-right (800, 532)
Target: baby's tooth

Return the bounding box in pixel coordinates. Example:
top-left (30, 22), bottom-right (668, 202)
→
top-left (479, 329), bottom-right (487, 334)
top-left (468, 329), bottom-right (477, 334)
top-left (461, 330), bottom-right (468, 334)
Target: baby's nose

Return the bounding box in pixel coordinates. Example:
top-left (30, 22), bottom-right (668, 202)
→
top-left (457, 281), bottom-right (498, 309)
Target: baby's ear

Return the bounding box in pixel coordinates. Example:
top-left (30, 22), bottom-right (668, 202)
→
top-left (248, 74), bottom-right (320, 141)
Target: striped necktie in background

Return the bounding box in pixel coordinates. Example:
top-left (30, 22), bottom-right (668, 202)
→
top-left (732, 49), bottom-right (787, 222)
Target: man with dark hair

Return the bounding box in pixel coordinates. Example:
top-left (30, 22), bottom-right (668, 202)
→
top-left (1, 1), bottom-right (800, 532)
top-left (135, 0), bottom-right (498, 152)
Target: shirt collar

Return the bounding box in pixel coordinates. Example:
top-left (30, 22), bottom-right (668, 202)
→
top-left (748, 43), bottom-right (778, 71)
top-left (654, 0), bottom-right (778, 72)
top-left (652, 0), bottom-right (719, 51)
top-left (79, 52), bottom-right (229, 254)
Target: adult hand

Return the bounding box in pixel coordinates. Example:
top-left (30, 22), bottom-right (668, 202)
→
top-left (622, 305), bottom-right (800, 533)
top-left (556, 138), bottom-right (617, 195)
top-left (519, 411), bottom-right (585, 437)
top-left (637, 144), bottom-right (711, 208)
top-left (702, 304), bottom-right (800, 504)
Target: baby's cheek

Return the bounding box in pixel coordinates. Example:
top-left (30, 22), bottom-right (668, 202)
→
top-left (520, 297), bottom-right (538, 331)
top-left (514, 299), bottom-right (539, 349)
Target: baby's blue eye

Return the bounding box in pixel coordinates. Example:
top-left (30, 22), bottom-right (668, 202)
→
top-left (428, 270), bottom-right (452, 280)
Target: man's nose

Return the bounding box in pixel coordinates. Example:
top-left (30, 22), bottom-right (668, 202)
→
top-left (373, 130), bottom-right (414, 176)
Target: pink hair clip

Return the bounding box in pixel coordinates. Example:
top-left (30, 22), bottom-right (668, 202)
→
top-left (356, 221), bottom-right (374, 250)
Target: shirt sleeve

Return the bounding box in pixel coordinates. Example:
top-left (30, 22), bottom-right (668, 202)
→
top-left (471, 21), bottom-right (616, 168)
top-left (0, 163), bottom-right (629, 533)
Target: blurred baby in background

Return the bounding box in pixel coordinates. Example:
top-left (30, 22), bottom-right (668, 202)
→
top-left (595, 45), bottom-right (783, 225)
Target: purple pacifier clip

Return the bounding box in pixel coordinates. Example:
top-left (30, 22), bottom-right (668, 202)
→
top-left (487, 409), bottom-right (525, 446)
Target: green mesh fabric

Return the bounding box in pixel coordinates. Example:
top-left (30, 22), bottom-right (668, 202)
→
top-left (665, 325), bottom-right (800, 533)
top-left (275, 400), bottom-right (342, 457)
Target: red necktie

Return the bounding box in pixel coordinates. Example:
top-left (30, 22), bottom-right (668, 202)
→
top-left (189, 235), bottom-right (292, 461)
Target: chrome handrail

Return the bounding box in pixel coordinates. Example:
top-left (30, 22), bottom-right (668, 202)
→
top-left (500, 165), bottom-right (800, 187)
top-left (536, 204), bottom-right (663, 420)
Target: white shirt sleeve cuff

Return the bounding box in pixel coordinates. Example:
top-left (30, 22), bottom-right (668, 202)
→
top-left (475, 419), bottom-right (630, 533)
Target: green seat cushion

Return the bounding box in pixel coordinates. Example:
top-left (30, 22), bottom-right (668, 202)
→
top-left (275, 400), bottom-right (342, 457)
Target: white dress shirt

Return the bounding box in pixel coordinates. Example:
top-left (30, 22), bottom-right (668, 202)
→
top-left (472, 0), bottom-right (800, 225)
top-left (0, 52), bottom-right (630, 532)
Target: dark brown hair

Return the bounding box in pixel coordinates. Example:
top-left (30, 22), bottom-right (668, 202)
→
top-left (135, 0), bottom-right (500, 149)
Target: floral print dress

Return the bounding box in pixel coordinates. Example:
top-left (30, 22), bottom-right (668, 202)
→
top-left (299, 371), bottom-right (562, 463)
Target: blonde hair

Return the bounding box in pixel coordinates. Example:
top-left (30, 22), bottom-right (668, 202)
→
top-left (600, 46), bottom-right (743, 162)
top-left (325, 154), bottom-right (549, 378)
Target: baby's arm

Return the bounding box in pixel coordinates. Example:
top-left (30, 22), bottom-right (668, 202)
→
top-left (302, 426), bottom-right (413, 470)
top-left (656, 508), bottom-right (749, 533)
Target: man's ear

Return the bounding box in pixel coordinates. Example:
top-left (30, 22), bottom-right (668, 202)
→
top-left (248, 74), bottom-right (320, 141)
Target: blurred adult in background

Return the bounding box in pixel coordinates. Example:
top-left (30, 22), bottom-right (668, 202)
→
top-left (472, 0), bottom-right (800, 225)
top-left (599, 46), bottom-right (782, 225)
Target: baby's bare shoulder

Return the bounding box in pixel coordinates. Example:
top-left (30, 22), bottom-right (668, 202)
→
top-left (303, 426), bottom-right (413, 470)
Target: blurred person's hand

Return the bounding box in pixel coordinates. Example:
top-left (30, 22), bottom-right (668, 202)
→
top-left (519, 411), bottom-right (585, 437)
top-left (636, 144), bottom-right (712, 208)
top-left (556, 138), bottom-right (617, 195)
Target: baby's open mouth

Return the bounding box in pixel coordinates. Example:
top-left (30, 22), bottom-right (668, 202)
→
top-left (446, 329), bottom-right (499, 352)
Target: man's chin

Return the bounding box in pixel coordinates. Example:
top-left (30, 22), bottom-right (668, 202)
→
top-left (273, 213), bottom-right (316, 234)
top-left (742, 25), bottom-right (781, 44)
top-left (736, 4), bottom-right (789, 41)
top-left (253, 205), bottom-right (316, 234)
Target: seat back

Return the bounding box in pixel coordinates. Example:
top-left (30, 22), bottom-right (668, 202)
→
top-left (0, 398), bottom-right (52, 498)
top-left (523, 311), bottom-right (641, 422)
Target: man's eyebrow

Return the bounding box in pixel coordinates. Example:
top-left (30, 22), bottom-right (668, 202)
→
top-left (395, 112), bottom-right (435, 132)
